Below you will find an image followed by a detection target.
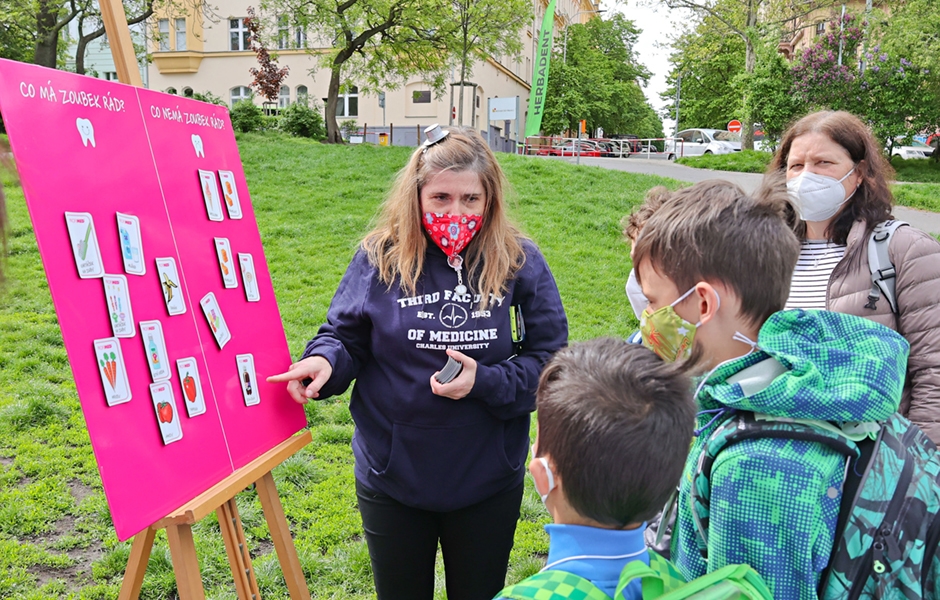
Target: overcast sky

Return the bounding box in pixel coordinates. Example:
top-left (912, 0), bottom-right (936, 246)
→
top-left (612, 0), bottom-right (692, 135)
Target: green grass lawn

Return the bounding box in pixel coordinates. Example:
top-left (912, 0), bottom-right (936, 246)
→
top-left (889, 157), bottom-right (940, 183)
top-left (675, 150), bottom-right (773, 174)
top-left (0, 133), bottom-right (682, 599)
top-left (891, 183), bottom-right (940, 213)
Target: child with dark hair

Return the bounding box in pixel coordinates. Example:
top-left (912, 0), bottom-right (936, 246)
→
top-left (496, 338), bottom-right (695, 599)
top-left (632, 180), bottom-right (909, 598)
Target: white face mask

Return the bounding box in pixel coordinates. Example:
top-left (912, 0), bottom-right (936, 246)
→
top-left (531, 444), bottom-right (556, 505)
top-left (625, 269), bottom-right (649, 320)
top-left (787, 167), bottom-right (857, 222)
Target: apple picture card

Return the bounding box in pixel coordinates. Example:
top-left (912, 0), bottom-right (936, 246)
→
top-left (65, 212), bottom-right (104, 278)
top-left (149, 382), bottom-right (183, 445)
top-left (214, 238), bottom-right (238, 289)
top-left (200, 292), bottom-right (231, 349)
top-left (176, 357), bottom-right (206, 417)
top-left (238, 253), bottom-right (260, 302)
top-left (94, 337), bottom-right (132, 406)
top-left (116, 213), bottom-right (145, 275)
top-left (139, 320), bottom-right (171, 381)
top-left (218, 170), bottom-right (242, 220)
top-left (155, 257), bottom-right (186, 315)
top-left (198, 169), bottom-right (224, 222)
top-left (103, 274), bottom-right (135, 338)
top-left (236, 354), bottom-right (260, 406)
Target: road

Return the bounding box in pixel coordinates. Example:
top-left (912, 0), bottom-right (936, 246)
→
top-left (560, 156), bottom-right (940, 235)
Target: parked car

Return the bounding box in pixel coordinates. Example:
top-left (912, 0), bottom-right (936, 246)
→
top-left (589, 139), bottom-right (625, 157)
top-left (609, 134), bottom-right (642, 154)
top-left (536, 141), bottom-right (603, 157)
top-left (665, 128), bottom-right (742, 160)
top-left (891, 140), bottom-right (934, 160)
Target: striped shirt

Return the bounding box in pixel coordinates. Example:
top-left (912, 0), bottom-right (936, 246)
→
top-left (785, 241), bottom-right (846, 310)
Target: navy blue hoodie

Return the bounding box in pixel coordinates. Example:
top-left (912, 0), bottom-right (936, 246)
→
top-left (304, 239), bottom-right (568, 511)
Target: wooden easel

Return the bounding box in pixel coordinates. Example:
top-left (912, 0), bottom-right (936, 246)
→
top-left (118, 431), bottom-right (313, 600)
top-left (98, 3), bottom-right (312, 598)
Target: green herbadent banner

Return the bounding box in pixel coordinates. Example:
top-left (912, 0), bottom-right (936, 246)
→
top-left (524, 0), bottom-right (557, 139)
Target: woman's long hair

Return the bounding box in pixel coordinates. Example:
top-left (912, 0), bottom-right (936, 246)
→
top-left (768, 110), bottom-right (894, 245)
top-left (362, 127), bottom-right (525, 305)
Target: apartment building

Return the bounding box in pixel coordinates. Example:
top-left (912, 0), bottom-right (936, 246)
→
top-left (147, 0), bottom-right (601, 138)
top-left (778, 1), bottom-right (885, 61)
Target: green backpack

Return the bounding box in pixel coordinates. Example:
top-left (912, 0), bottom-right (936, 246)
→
top-left (496, 551), bottom-right (772, 600)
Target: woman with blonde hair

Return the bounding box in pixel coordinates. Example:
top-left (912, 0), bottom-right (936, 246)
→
top-left (269, 125), bottom-right (567, 600)
top-left (770, 110), bottom-right (940, 443)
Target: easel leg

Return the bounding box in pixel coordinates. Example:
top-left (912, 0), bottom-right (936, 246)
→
top-left (257, 472), bottom-right (311, 600)
top-left (166, 524), bottom-right (207, 600)
top-left (118, 527), bottom-right (157, 600)
top-left (218, 497), bottom-right (261, 600)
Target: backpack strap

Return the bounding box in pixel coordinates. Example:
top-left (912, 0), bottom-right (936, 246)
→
top-left (690, 412), bottom-right (860, 559)
top-left (497, 570), bottom-right (613, 600)
top-left (615, 551), bottom-right (687, 598)
top-left (865, 220), bottom-right (908, 314)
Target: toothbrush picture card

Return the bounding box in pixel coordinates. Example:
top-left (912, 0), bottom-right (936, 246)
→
top-left (214, 238), bottom-right (238, 289)
top-left (155, 257), bottom-right (186, 315)
top-left (65, 212), bottom-right (104, 278)
top-left (149, 381), bottom-right (183, 445)
top-left (176, 357), bottom-right (206, 417)
top-left (198, 169), bottom-right (224, 222)
top-left (236, 354), bottom-right (260, 406)
top-left (103, 274), bottom-right (135, 338)
top-left (116, 213), bottom-right (145, 276)
top-left (139, 320), bottom-right (171, 381)
top-left (199, 292), bottom-right (231, 349)
top-left (93, 337), bottom-right (132, 406)
top-left (218, 170), bottom-right (242, 219)
top-left (237, 252), bottom-right (260, 302)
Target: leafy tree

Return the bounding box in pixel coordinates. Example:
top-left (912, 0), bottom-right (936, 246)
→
top-left (245, 6), bottom-right (290, 103)
top-left (260, 0), bottom-right (451, 143)
top-left (0, 1), bottom-right (37, 63)
top-left (542, 15), bottom-right (658, 138)
top-left (71, 0), bottom-right (162, 75)
top-left (734, 37), bottom-right (802, 146)
top-left (444, 0), bottom-right (530, 126)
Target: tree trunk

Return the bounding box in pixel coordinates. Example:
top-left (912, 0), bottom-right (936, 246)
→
top-left (742, 36), bottom-right (756, 151)
top-left (34, 0), bottom-right (62, 68)
top-left (325, 65), bottom-right (344, 144)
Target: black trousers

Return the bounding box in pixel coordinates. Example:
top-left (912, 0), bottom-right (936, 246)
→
top-left (356, 479), bottom-right (524, 600)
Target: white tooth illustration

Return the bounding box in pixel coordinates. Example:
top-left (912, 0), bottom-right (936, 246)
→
top-left (76, 118), bottom-right (96, 148)
top-left (191, 134), bottom-right (205, 158)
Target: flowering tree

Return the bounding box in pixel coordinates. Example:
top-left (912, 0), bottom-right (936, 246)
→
top-left (246, 6), bottom-right (289, 104)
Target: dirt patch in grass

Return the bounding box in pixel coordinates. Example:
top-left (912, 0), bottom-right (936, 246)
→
top-left (69, 479), bottom-right (95, 504)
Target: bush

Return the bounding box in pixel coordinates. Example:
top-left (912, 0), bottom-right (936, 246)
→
top-left (339, 119), bottom-right (358, 141)
top-left (279, 101), bottom-right (326, 140)
top-left (229, 99), bottom-right (264, 133)
top-left (192, 91), bottom-right (226, 106)
top-left (676, 150), bottom-right (773, 174)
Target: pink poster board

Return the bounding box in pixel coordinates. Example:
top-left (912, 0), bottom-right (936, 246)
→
top-left (0, 59), bottom-right (308, 540)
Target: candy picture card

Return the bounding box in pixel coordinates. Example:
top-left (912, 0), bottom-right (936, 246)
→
top-left (238, 253), bottom-right (260, 302)
top-left (149, 382), bottom-right (183, 445)
top-left (176, 357), bottom-right (206, 417)
top-left (139, 320), bottom-right (171, 381)
top-left (218, 170), bottom-right (242, 220)
top-left (200, 292), bottom-right (231, 348)
top-left (116, 213), bottom-right (145, 275)
top-left (155, 257), bottom-right (186, 315)
top-left (214, 238), bottom-right (238, 289)
top-left (65, 212), bottom-right (104, 278)
top-left (93, 337), bottom-right (132, 406)
top-left (199, 169), bottom-right (224, 222)
top-left (103, 274), bottom-right (135, 338)
top-left (236, 354), bottom-right (260, 406)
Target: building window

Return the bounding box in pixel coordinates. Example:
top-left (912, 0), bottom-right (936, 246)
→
top-left (296, 85), bottom-right (308, 103)
top-left (412, 90), bottom-right (431, 103)
top-left (166, 87), bottom-right (177, 94)
top-left (815, 21), bottom-right (825, 35)
top-left (183, 87), bottom-right (194, 97)
top-left (175, 18), bottom-right (187, 51)
top-left (336, 85), bottom-right (358, 117)
top-left (277, 15), bottom-right (289, 49)
top-left (230, 18), bottom-right (249, 51)
top-left (231, 86), bottom-right (251, 105)
top-left (279, 86), bottom-right (290, 108)
top-left (294, 24), bottom-right (307, 48)
top-left (158, 19), bottom-right (170, 51)
top-left (103, 71), bottom-right (118, 81)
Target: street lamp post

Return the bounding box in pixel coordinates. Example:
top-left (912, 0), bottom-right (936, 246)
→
top-left (563, 8), bottom-right (606, 63)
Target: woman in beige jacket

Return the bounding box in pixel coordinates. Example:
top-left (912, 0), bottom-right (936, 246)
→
top-left (769, 110), bottom-right (940, 444)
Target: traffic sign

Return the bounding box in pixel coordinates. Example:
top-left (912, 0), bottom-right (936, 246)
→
top-left (728, 120), bottom-right (742, 133)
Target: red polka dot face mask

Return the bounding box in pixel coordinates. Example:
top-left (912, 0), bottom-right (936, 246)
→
top-left (422, 213), bottom-right (483, 259)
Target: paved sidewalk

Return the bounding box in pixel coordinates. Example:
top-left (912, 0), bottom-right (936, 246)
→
top-left (563, 156), bottom-right (940, 235)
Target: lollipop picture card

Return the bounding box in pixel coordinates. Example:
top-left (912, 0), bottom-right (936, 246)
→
top-left (65, 212), bottom-right (104, 278)
top-left (214, 238), bottom-right (238, 289)
top-left (236, 354), bottom-right (260, 406)
top-left (176, 357), bottom-right (206, 417)
top-left (93, 337), bottom-right (132, 406)
top-left (218, 171), bottom-right (242, 220)
top-left (200, 292), bottom-right (231, 349)
top-left (103, 274), bottom-right (135, 338)
top-left (116, 213), bottom-right (145, 276)
top-left (155, 257), bottom-right (186, 316)
top-left (199, 170), bottom-right (224, 222)
top-left (149, 382), bottom-right (183, 445)
top-left (238, 253), bottom-right (260, 302)
top-left (140, 320), bottom-right (171, 381)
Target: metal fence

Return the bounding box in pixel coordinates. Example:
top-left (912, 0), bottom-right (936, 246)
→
top-left (349, 124), bottom-right (521, 153)
top-left (524, 136), bottom-right (684, 159)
